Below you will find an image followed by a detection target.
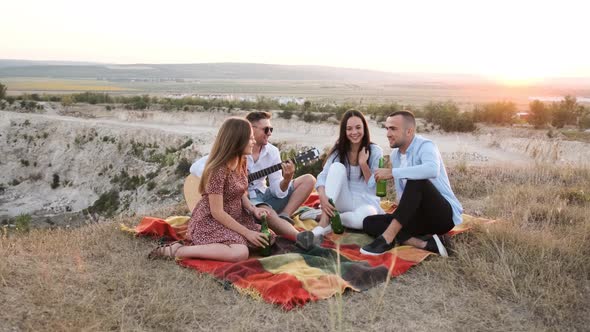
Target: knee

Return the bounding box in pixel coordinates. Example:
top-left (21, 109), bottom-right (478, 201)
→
top-left (326, 163), bottom-right (347, 182)
top-left (265, 208), bottom-right (279, 221)
top-left (297, 174), bottom-right (316, 188)
top-left (304, 174), bottom-right (316, 187)
top-left (329, 162), bottom-right (346, 174)
top-left (363, 214), bottom-right (388, 237)
top-left (228, 246), bottom-right (249, 262)
top-left (354, 205), bottom-right (378, 220)
top-left (259, 204), bottom-right (277, 216)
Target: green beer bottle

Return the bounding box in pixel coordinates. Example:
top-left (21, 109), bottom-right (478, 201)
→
top-left (328, 198), bottom-right (344, 234)
top-left (376, 157), bottom-right (387, 197)
top-left (260, 215), bottom-right (272, 257)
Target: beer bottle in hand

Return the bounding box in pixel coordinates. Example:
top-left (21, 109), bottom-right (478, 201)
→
top-left (328, 198), bottom-right (344, 234)
top-left (260, 215), bottom-right (272, 257)
top-left (376, 157), bottom-right (387, 197)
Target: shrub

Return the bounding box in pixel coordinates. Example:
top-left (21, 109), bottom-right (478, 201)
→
top-left (111, 170), bottom-right (145, 191)
top-left (157, 188), bottom-right (171, 196)
top-left (301, 111), bottom-right (330, 123)
top-left (560, 189), bottom-right (590, 205)
top-left (175, 158), bottom-right (191, 177)
top-left (147, 181), bottom-right (156, 191)
top-left (14, 214), bottom-right (31, 232)
top-left (424, 101), bottom-right (476, 132)
top-left (72, 92), bottom-right (113, 104)
top-left (20, 159), bottom-right (30, 166)
top-left (578, 113), bottom-right (590, 130)
top-left (473, 101), bottom-right (517, 125)
top-left (178, 139), bottom-right (193, 150)
top-left (550, 96), bottom-right (580, 129)
top-left (278, 110), bottom-right (293, 120)
top-left (365, 103), bottom-right (401, 122)
top-left (51, 173), bottom-right (60, 189)
top-left (86, 190), bottom-right (120, 217)
top-left (0, 82), bottom-right (6, 100)
top-left (528, 100), bottom-right (551, 128)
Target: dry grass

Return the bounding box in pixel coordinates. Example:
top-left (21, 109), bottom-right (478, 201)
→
top-left (1, 165), bottom-right (589, 331)
top-left (2, 78), bottom-right (131, 92)
top-left (560, 130), bottom-right (590, 144)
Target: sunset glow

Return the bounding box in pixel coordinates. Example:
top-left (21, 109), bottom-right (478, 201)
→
top-left (1, 0), bottom-right (589, 80)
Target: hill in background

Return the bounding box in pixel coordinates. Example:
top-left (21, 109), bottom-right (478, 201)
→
top-left (0, 59), bottom-right (496, 83)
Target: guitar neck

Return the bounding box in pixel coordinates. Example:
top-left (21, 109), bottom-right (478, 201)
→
top-left (246, 148), bottom-right (318, 184)
top-left (247, 162), bottom-right (286, 183)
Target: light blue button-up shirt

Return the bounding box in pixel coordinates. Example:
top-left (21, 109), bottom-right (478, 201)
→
top-left (390, 135), bottom-right (463, 225)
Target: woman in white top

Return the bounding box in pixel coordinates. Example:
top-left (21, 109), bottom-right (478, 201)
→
top-left (313, 109), bottom-right (384, 237)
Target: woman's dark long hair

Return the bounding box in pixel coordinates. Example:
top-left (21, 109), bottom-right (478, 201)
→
top-left (327, 109), bottom-right (373, 177)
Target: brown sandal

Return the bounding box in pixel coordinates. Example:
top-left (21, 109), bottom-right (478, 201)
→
top-left (148, 241), bottom-right (183, 260)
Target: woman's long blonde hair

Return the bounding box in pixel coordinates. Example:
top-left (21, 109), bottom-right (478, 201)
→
top-left (199, 117), bottom-right (252, 193)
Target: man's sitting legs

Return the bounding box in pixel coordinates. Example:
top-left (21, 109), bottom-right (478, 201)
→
top-left (260, 174), bottom-right (315, 223)
top-left (361, 180), bottom-right (454, 256)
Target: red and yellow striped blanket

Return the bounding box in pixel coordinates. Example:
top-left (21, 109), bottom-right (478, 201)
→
top-left (124, 197), bottom-right (490, 310)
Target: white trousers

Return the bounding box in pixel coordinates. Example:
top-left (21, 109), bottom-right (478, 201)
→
top-left (324, 163), bottom-right (378, 229)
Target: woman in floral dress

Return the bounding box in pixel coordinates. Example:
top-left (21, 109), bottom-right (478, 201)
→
top-left (149, 117), bottom-right (270, 262)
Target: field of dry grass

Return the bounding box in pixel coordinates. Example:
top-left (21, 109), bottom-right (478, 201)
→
top-left (2, 78), bottom-right (132, 92)
top-left (1, 164), bottom-right (589, 331)
top-left (7, 77), bottom-right (589, 110)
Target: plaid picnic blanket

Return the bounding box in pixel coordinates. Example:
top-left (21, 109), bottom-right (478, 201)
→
top-left (123, 197), bottom-right (491, 310)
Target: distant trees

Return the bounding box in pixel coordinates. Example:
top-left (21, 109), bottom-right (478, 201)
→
top-left (528, 100), bottom-right (551, 128)
top-left (364, 103), bottom-right (401, 122)
top-left (528, 95), bottom-right (589, 129)
top-left (579, 112), bottom-right (590, 130)
top-left (72, 92), bottom-right (113, 104)
top-left (473, 101), bottom-right (517, 125)
top-left (424, 101), bottom-right (476, 132)
top-left (61, 95), bottom-right (74, 108)
top-left (552, 95), bottom-right (578, 128)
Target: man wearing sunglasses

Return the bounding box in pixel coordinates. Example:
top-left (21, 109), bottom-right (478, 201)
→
top-left (244, 111), bottom-right (316, 222)
top-left (190, 111), bottom-right (318, 248)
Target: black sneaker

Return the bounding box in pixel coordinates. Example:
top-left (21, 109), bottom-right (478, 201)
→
top-left (295, 231), bottom-right (315, 251)
top-left (360, 235), bottom-right (395, 255)
top-left (424, 234), bottom-right (449, 257)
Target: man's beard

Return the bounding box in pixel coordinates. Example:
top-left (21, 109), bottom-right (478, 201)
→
top-left (390, 140), bottom-right (402, 149)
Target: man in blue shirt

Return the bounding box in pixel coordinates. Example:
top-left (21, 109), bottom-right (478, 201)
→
top-left (360, 111), bottom-right (463, 256)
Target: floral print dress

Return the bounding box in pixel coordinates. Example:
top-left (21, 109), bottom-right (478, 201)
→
top-left (187, 165), bottom-right (261, 246)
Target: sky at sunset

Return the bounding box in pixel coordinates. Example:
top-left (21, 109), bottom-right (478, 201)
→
top-left (2, 0), bottom-right (589, 84)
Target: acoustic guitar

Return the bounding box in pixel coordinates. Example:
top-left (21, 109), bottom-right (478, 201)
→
top-left (183, 148), bottom-right (321, 212)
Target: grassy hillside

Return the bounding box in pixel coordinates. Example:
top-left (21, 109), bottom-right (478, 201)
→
top-left (1, 164), bottom-right (588, 331)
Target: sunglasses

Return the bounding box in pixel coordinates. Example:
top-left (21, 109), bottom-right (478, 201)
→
top-left (254, 126), bottom-right (273, 134)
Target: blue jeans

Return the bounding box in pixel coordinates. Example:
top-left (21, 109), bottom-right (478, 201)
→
top-left (250, 186), bottom-right (294, 214)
